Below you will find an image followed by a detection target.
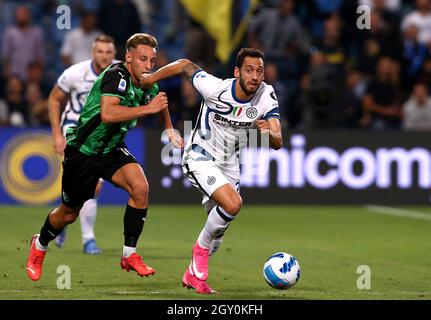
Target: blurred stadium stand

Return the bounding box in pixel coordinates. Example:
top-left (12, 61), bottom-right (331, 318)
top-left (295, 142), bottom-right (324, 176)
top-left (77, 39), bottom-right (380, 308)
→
top-left (0, 0), bottom-right (429, 131)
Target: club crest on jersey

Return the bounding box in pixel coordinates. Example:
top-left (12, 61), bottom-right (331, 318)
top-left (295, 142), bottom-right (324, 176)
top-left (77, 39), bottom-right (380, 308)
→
top-left (246, 107), bottom-right (258, 119)
top-left (118, 78), bottom-right (127, 92)
top-left (207, 176), bottom-right (216, 185)
top-left (232, 106), bottom-right (244, 117)
top-left (142, 93), bottom-right (153, 105)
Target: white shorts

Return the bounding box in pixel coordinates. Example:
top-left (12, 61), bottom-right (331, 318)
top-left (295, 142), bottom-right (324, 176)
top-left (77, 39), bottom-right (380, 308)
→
top-left (182, 149), bottom-right (240, 206)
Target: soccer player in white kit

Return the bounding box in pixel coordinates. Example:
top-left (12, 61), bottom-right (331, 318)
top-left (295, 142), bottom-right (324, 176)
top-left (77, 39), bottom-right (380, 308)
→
top-left (142, 48), bottom-right (283, 293)
top-left (48, 35), bottom-right (116, 254)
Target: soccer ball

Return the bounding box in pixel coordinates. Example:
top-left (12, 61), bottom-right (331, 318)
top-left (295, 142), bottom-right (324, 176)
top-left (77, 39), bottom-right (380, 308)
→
top-left (263, 252), bottom-right (301, 290)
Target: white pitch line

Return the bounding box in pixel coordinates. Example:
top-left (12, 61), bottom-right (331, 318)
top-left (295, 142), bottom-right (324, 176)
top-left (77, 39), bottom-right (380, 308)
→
top-left (365, 205), bottom-right (431, 222)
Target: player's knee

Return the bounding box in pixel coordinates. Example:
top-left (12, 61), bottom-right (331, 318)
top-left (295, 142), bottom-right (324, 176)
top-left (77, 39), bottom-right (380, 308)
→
top-left (223, 196), bottom-right (242, 216)
top-left (130, 181), bottom-right (149, 205)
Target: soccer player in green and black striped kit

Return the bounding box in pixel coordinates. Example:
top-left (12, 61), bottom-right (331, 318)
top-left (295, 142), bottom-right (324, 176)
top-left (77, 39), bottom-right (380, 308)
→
top-left (26, 33), bottom-right (184, 281)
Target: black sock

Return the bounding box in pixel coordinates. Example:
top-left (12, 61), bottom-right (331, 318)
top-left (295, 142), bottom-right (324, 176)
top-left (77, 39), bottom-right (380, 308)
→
top-left (123, 205), bottom-right (147, 247)
top-left (39, 214), bottom-right (63, 246)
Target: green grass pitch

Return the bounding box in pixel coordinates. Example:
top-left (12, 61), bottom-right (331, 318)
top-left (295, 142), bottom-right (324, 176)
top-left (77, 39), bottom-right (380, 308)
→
top-left (0, 204), bottom-right (430, 300)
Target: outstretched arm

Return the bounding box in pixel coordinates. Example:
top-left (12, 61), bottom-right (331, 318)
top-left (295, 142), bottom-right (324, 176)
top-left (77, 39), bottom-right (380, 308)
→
top-left (100, 93), bottom-right (168, 123)
top-left (140, 59), bottom-right (202, 87)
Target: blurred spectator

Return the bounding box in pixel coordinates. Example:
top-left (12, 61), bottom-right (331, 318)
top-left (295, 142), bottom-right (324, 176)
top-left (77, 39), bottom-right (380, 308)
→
top-left (402, 82), bottom-right (431, 130)
top-left (401, 0), bottom-right (431, 46)
top-left (0, 98), bottom-right (9, 126)
top-left (361, 56), bottom-right (402, 129)
top-left (401, 25), bottom-right (429, 90)
top-left (297, 50), bottom-right (349, 128)
top-left (302, 0), bottom-right (344, 40)
top-left (343, 69), bottom-right (367, 127)
top-left (368, 0), bottom-right (400, 27)
top-left (359, 0), bottom-right (401, 12)
top-left (1, 6), bottom-right (44, 80)
top-left (417, 57), bottom-right (431, 92)
top-left (25, 82), bottom-right (49, 127)
top-left (5, 75), bottom-right (28, 127)
top-left (27, 61), bottom-right (51, 98)
top-left (60, 11), bottom-right (102, 66)
top-left (179, 78), bottom-right (200, 130)
top-left (0, 65), bottom-right (5, 99)
top-left (98, 0), bottom-right (141, 60)
top-left (248, 0), bottom-right (306, 59)
top-left (355, 10), bottom-right (399, 75)
top-left (313, 16), bottom-right (346, 70)
top-left (264, 62), bottom-right (288, 127)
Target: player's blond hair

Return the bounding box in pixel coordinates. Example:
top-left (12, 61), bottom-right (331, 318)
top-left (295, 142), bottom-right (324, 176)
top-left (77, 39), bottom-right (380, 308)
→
top-left (126, 33), bottom-right (158, 51)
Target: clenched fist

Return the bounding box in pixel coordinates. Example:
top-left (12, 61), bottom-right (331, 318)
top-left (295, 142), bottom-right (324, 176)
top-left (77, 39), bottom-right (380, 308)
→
top-left (256, 120), bottom-right (270, 134)
top-left (147, 92), bottom-right (168, 114)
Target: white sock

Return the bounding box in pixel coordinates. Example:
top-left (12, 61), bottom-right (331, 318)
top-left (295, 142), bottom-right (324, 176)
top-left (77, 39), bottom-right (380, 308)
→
top-left (35, 237), bottom-right (48, 251)
top-left (210, 238), bottom-right (223, 256)
top-left (122, 246), bottom-right (136, 258)
top-left (79, 198), bottom-right (97, 244)
top-left (197, 206), bottom-right (235, 249)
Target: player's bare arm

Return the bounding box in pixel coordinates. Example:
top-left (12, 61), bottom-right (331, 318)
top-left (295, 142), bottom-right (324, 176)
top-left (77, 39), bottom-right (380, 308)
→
top-left (158, 107), bottom-right (185, 148)
top-left (183, 62), bottom-right (201, 83)
top-left (256, 118), bottom-right (283, 150)
top-left (100, 93), bottom-right (168, 123)
top-left (48, 85), bottom-right (69, 155)
top-left (140, 59), bottom-right (201, 87)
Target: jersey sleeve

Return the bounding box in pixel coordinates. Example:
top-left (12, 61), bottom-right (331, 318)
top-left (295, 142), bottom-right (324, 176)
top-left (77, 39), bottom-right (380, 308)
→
top-left (191, 70), bottom-right (224, 99)
top-left (56, 65), bottom-right (76, 94)
top-left (263, 86), bottom-right (281, 120)
top-left (100, 69), bottom-right (128, 100)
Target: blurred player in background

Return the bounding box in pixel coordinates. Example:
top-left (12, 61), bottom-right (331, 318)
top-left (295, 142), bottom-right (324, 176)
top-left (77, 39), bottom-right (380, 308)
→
top-left (26, 33), bottom-right (183, 281)
top-left (141, 48), bottom-right (282, 293)
top-left (48, 34), bottom-right (116, 254)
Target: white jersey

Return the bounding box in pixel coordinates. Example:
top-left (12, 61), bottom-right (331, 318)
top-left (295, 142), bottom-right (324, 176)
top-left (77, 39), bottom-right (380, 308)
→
top-left (184, 70), bottom-right (280, 167)
top-left (56, 60), bottom-right (100, 135)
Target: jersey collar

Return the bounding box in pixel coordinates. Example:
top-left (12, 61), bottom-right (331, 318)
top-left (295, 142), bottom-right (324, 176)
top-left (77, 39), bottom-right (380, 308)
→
top-left (90, 61), bottom-right (100, 76)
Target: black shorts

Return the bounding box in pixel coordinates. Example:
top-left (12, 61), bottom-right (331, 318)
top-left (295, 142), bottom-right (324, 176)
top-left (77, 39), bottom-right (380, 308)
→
top-left (61, 144), bottom-right (139, 207)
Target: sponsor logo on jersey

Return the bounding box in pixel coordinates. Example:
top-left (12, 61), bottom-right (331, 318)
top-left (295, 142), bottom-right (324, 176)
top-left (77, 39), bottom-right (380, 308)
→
top-left (118, 78), bottom-right (127, 92)
top-left (213, 113), bottom-right (252, 127)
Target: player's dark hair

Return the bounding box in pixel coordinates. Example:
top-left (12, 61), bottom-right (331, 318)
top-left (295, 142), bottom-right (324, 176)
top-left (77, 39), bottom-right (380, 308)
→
top-left (236, 48), bottom-right (264, 68)
top-left (126, 33), bottom-right (158, 51)
top-left (94, 34), bottom-right (115, 44)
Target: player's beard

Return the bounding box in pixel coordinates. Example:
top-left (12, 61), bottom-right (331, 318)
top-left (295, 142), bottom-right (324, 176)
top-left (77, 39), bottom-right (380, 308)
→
top-left (239, 77), bottom-right (258, 96)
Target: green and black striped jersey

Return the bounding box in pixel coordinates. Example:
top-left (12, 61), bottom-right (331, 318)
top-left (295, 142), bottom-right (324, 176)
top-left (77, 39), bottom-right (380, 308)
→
top-left (66, 62), bottom-right (159, 155)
